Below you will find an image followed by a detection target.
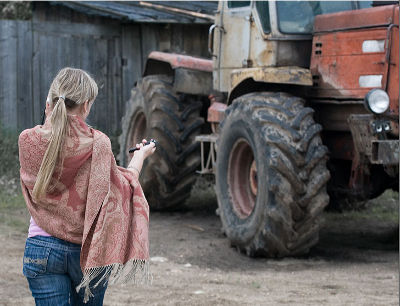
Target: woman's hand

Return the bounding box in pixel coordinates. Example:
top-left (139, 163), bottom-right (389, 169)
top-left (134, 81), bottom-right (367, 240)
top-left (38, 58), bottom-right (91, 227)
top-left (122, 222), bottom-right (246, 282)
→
top-left (133, 139), bottom-right (156, 160)
top-left (127, 139), bottom-right (156, 178)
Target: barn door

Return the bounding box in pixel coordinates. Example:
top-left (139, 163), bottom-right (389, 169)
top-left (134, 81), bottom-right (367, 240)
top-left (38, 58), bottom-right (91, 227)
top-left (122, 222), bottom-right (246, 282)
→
top-left (31, 22), bottom-right (123, 137)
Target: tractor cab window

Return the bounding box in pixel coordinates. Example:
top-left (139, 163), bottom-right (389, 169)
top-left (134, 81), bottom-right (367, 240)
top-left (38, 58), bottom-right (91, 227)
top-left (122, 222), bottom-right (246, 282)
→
top-left (359, 1), bottom-right (373, 8)
top-left (227, 1), bottom-right (250, 9)
top-left (277, 1), bottom-right (355, 34)
top-left (255, 1), bottom-right (271, 33)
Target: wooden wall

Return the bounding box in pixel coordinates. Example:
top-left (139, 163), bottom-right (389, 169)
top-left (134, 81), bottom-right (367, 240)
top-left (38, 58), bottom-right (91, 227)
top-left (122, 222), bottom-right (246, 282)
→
top-left (0, 21), bottom-right (32, 131)
top-left (0, 2), bottom-right (210, 144)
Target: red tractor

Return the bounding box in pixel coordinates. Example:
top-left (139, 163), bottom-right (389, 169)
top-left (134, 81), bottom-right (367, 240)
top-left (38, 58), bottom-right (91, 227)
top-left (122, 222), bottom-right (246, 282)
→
top-left (119, 1), bottom-right (399, 257)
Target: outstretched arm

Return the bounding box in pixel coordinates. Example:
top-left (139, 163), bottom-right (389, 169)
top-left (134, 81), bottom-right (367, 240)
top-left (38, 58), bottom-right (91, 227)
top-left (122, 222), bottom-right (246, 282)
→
top-left (127, 139), bottom-right (156, 177)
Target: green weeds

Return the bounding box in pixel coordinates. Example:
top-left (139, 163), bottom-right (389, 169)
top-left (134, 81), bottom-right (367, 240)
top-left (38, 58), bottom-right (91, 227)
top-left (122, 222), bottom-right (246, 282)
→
top-left (326, 190), bottom-right (399, 223)
top-left (0, 124), bottom-right (28, 232)
top-left (0, 125), bottom-right (20, 179)
top-left (0, 186), bottom-right (29, 232)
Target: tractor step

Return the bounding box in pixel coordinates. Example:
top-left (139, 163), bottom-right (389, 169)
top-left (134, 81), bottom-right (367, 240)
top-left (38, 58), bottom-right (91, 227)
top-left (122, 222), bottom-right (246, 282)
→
top-left (195, 134), bottom-right (218, 175)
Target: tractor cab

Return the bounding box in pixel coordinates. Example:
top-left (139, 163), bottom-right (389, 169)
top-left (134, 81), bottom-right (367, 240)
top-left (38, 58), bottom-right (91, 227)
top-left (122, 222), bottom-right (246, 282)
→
top-left (212, 1), bottom-right (373, 94)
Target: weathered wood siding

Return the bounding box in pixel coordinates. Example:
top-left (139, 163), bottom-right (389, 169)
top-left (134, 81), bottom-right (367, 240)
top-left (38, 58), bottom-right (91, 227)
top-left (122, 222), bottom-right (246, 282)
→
top-left (0, 3), bottom-right (210, 139)
top-left (0, 21), bottom-right (32, 131)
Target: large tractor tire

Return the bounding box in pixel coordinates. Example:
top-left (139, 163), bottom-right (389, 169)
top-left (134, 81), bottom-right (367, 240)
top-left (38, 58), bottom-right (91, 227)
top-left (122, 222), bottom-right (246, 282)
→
top-left (216, 92), bottom-right (330, 257)
top-left (119, 75), bottom-right (204, 210)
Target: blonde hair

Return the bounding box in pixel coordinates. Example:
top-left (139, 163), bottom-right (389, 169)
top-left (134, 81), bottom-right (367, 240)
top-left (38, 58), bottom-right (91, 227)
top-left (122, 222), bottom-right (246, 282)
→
top-left (32, 67), bottom-right (98, 200)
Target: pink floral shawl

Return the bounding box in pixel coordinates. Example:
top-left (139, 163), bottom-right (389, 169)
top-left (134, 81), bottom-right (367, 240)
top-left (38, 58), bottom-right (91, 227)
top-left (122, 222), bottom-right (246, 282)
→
top-left (19, 115), bottom-right (150, 301)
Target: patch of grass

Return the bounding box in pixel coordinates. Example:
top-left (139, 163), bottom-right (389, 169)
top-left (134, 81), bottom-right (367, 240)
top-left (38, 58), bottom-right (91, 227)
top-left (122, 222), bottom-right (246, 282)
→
top-left (0, 124), bottom-right (20, 179)
top-left (325, 190), bottom-right (399, 223)
top-left (0, 186), bottom-right (29, 233)
top-left (251, 281), bottom-right (261, 289)
top-left (0, 188), bottom-right (25, 209)
top-left (184, 175), bottom-right (218, 211)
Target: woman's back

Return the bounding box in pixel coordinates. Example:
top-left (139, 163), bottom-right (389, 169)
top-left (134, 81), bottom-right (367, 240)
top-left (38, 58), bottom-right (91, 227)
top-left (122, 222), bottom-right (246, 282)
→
top-left (20, 67), bottom-right (153, 304)
top-left (19, 114), bottom-right (95, 243)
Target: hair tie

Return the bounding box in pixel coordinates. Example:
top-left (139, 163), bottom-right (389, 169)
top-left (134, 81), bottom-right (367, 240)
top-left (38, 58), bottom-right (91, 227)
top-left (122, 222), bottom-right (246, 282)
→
top-left (59, 95), bottom-right (65, 101)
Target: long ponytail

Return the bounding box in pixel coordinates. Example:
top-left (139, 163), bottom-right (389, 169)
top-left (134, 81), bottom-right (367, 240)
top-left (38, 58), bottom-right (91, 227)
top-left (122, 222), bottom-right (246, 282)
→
top-left (32, 67), bottom-right (98, 201)
top-left (32, 96), bottom-right (68, 200)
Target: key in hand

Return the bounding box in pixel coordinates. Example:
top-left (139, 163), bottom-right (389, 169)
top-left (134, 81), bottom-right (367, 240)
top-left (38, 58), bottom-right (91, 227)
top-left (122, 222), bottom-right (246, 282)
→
top-left (129, 139), bottom-right (157, 153)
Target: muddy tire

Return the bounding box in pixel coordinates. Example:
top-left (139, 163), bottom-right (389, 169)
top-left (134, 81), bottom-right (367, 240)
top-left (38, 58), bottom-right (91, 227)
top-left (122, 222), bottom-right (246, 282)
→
top-left (215, 92), bottom-right (330, 257)
top-left (119, 75), bottom-right (204, 210)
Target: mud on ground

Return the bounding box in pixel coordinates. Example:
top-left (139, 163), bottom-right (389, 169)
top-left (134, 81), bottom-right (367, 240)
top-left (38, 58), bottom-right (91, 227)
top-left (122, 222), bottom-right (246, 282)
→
top-left (0, 178), bottom-right (398, 305)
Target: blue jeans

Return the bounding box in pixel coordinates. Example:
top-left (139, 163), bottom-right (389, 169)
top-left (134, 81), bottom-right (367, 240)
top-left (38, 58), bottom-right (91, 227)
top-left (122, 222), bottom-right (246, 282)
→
top-left (23, 236), bottom-right (107, 306)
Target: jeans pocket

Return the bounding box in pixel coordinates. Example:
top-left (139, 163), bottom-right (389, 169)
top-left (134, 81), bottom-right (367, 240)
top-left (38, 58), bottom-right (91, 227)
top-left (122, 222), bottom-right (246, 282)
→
top-left (23, 246), bottom-right (51, 278)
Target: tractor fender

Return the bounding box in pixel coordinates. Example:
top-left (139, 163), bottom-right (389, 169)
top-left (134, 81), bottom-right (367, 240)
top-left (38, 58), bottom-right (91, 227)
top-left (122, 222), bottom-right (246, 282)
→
top-left (228, 67), bottom-right (313, 103)
top-left (144, 51), bottom-right (213, 96)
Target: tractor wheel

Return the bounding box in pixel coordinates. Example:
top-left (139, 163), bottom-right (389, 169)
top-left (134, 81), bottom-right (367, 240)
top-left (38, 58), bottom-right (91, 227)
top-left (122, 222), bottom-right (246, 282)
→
top-left (119, 75), bottom-right (204, 210)
top-left (215, 92), bottom-right (330, 257)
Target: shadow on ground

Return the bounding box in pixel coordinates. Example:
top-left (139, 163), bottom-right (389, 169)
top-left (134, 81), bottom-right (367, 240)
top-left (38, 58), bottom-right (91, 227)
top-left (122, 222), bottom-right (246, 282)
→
top-left (150, 177), bottom-right (398, 272)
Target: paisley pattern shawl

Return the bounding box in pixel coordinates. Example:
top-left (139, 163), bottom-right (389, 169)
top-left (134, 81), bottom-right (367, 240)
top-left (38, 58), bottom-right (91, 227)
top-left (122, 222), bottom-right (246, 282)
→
top-left (19, 116), bottom-right (150, 302)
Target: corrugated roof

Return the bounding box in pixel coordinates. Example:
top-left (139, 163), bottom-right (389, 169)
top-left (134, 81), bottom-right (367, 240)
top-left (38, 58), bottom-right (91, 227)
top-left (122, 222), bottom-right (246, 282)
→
top-left (49, 1), bottom-right (218, 24)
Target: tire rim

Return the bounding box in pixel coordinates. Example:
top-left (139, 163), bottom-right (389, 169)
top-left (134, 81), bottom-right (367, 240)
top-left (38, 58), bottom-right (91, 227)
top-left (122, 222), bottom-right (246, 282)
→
top-left (228, 138), bottom-right (257, 219)
top-left (127, 111), bottom-right (146, 162)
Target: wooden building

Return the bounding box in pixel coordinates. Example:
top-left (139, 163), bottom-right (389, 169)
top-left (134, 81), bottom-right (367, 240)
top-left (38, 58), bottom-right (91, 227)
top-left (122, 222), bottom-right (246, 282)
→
top-left (0, 1), bottom-right (216, 145)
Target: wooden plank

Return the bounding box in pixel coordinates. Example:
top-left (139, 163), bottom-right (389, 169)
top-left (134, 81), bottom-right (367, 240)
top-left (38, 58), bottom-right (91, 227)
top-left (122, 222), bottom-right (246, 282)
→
top-left (105, 37), bottom-right (116, 136)
top-left (55, 35), bottom-right (64, 73)
top-left (39, 34), bottom-right (52, 119)
top-left (80, 35), bottom-right (91, 72)
top-left (70, 36), bottom-right (82, 68)
top-left (121, 24), bottom-right (142, 114)
top-left (16, 21), bottom-right (34, 130)
top-left (0, 21), bottom-right (18, 130)
top-left (171, 24), bottom-right (184, 54)
top-left (183, 24), bottom-right (209, 58)
top-left (32, 24), bottom-right (42, 126)
top-left (140, 24), bottom-right (159, 67)
top-left (0, 22), bottom-right (6, 128)
top-left (158, 24), bottom-right (172, 53)
top-left (87, 37), bottom-right (108, 133)
top-left (112, 36), bottom-right (123, 136)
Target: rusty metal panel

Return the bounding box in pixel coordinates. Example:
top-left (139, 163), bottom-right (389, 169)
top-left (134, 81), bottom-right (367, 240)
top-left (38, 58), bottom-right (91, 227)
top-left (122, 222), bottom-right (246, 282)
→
top-left (148, 51), bottom-right (213, 72)
top-left (213, 1), bottom-right (316, 93)
top-left (313, 28), bottom-right (387, 57)
top-left (387, 9), bottom-right (399, 123)
top-left (314, 5), bottom-right (396, 33)
top-left (322, 132), bottom-right (354, 161)
top-left (348, 114), bottom-right (375, 157)
top-left (311, 4), bottom-right (399, 108)
top-left (312, 103), bottom-right (368, 132)
top-left (231, 66), bottom-right (312, 91)
top-left (371, 140), bottom-right (399, 165)
top-left (310, 29), bottom-right (388, 99)
top-left (213, 2), bottom-right (252, 92)
top-left (173, 68), bottom-right (213, 95)
top-left (346, 114), bottom-right (399, 166)
top-left (207, 102), bottom-right (227, 123)
top-left (311, 54), bottom-right (387, 98)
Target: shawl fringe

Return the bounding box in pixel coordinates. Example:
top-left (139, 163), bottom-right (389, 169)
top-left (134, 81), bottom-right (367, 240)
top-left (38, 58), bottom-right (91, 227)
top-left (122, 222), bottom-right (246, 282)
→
top-left (76, 259), bottom-right (152, 303)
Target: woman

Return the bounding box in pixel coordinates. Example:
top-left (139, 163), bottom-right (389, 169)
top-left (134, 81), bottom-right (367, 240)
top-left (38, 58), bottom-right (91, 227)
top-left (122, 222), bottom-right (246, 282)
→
top-left (18, 67), bottom-right (155, 305)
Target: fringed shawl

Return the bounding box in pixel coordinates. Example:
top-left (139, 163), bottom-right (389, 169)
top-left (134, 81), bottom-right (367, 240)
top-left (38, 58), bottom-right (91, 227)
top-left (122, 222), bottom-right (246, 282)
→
top-left (19, 115), bottom-right (150, 302)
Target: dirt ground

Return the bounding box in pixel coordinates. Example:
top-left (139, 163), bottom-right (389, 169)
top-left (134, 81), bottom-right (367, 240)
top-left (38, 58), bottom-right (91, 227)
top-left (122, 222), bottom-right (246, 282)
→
top-left (0, 178), bottom-right (398, 306)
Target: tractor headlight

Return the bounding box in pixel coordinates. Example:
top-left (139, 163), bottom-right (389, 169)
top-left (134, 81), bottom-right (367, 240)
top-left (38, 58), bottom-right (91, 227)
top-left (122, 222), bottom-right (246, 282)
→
top-left (364, 89), bottom-right (390, 114)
